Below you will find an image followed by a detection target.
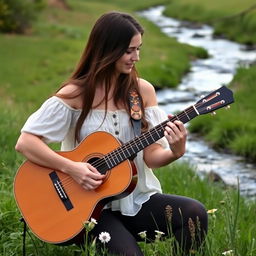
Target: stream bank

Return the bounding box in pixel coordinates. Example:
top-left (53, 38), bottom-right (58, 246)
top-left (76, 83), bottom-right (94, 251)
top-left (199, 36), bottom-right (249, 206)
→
top-left (139, 6), bottom-right (256, 198)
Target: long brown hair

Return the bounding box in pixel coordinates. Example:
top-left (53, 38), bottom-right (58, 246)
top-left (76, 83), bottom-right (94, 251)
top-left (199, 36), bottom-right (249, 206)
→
top-left (58, 11), bottom-right (148, 142)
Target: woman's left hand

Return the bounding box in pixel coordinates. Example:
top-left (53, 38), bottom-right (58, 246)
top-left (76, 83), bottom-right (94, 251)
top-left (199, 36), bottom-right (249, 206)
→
top-left (164, 115), bottom-right (187, 159)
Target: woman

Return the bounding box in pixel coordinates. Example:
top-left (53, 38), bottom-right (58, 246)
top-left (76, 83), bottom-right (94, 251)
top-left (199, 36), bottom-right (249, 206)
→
top-left (15, 11), bottom-right (208, 255)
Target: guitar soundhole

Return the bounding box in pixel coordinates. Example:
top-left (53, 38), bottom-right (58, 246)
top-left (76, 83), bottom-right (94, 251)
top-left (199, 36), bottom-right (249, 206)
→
top-left (88, 157), bottom-right (110, 178)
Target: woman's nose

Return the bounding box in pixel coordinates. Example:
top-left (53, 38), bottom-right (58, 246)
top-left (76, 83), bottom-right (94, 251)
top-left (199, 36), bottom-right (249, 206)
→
top-left (132, 50), bottom-right (140, 62)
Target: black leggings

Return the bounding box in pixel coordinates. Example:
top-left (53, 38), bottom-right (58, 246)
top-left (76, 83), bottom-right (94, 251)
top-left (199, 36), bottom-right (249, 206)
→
top-left (87, 193), bottom-right (208, 256)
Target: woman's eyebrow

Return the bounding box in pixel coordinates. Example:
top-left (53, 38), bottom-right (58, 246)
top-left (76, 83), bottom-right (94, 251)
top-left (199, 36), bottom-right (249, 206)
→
top-left (128, 43), bottom-right (142, 49)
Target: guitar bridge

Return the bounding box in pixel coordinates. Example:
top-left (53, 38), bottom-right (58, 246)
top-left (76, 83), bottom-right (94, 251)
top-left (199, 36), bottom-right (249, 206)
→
top-left (49, 171), bottom-right (73, 211)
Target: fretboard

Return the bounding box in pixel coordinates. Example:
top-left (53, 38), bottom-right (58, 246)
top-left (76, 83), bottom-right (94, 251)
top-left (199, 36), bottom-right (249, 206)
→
top-left (94, 105), bottom-right (198, 173)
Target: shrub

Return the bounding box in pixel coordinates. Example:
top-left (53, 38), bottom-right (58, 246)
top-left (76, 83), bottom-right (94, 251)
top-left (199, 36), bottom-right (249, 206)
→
top-left (0, 0), bottom-right (44, 33)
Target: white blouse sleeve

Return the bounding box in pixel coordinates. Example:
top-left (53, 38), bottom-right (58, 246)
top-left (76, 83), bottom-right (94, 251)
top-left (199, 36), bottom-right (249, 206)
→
top-left (145, 106), bottom-right (169, 149)
top-left (21, 96), bottom-right (80, 144)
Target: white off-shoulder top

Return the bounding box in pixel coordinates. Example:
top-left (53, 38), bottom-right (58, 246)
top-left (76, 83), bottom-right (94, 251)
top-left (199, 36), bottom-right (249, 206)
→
top-left (21, 96), bottom-right (169, 216)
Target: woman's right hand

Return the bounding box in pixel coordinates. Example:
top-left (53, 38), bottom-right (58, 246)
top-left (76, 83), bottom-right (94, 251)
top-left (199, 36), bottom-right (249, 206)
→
top-left (15, 132), bottom-right (106, 191)
top-left (66, 162), bottom-right (106, 191)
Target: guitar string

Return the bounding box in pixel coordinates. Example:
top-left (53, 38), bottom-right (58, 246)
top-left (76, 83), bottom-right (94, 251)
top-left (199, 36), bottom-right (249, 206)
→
top-left (60, 97), bottom-right (222, 189)
top-left (60, 114), bottom-right (188, 189)
top-left (100, 97), bottom-right (224, 169)
top-left (91, 104), bottom-right (199, 169)
top-left (59, 99), bottom-right (215, 189)
top-left (59, 102), bottom-right (204, 188)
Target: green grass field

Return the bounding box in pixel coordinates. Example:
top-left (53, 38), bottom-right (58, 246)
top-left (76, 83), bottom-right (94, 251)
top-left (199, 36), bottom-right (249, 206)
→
top-left (0, 0), bottom-right (256, 255)
top-left (164, 0), bottom-right (256, 44)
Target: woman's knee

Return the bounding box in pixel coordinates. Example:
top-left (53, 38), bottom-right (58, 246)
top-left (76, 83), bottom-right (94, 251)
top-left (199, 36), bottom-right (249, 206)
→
top-left (186, 199), bottom-right (208, 233)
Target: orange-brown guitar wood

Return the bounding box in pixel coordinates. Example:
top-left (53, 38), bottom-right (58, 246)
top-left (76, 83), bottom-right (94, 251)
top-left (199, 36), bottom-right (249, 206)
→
top-left (13, 131), bottom-right (137, 244)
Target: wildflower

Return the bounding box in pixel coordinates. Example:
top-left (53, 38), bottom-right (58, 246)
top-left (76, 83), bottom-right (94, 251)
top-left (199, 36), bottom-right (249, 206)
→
top-left (165, 205), bottom-right (173, 222)
top-left (138, 231), bottom-right (147, 239)
top-left (222, 249), bottom-right (234, 255)
top-left (207, 208), bottom-right (218, 214)
top-left (99, 231), bottom-right (111, 244)
top-left (188, 218), bottom-right (195, 240)
top-left (155, 230), bottom-right (165, 240)
top-left (84, 217), bottom-right (98, 232)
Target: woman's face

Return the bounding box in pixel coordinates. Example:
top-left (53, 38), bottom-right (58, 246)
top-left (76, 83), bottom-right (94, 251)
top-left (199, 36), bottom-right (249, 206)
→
top-left (115, 33), bottom-right (142, 75)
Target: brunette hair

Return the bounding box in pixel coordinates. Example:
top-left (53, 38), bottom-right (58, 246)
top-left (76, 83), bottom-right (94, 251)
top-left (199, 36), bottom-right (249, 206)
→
top-left (58, 11), bottom-right (148, 142)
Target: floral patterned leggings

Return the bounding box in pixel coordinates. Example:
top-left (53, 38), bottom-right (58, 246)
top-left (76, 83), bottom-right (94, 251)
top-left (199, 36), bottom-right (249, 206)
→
top-left (86, 193), bottom-right (208, 256)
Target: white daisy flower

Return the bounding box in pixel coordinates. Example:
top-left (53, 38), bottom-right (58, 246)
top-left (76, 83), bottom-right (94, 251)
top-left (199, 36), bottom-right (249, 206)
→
top-left (84, 217), bottom-right (98, 231)
top-left (207, 208), bottom-right (218, 214)
top-left (90, 218), bottom-right (98, 225)
top-left (99, 231), bottom-right (111, 244)
top-left (138, 231), bottom-right (147, 239)
top-left (155, 230), bottom-right (165, 240)
top-left (222, 250), bottom-right (234, 255)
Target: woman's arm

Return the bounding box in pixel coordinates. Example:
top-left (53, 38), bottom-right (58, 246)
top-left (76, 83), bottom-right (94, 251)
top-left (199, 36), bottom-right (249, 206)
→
top-left (143, 119), bottom-right (187, 168)
top-left (15, 132), bottom-right (105, 190)
top-left (139, 78), bottom-right (187, 169)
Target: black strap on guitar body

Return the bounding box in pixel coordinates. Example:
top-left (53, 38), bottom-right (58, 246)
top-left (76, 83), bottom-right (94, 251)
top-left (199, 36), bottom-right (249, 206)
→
top-left (129, 89), bottom-right (142, 137)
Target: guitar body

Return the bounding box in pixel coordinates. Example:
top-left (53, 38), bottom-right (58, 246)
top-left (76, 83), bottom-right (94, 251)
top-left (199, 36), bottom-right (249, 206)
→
top-left (14, 131), bottom-right (137, 244)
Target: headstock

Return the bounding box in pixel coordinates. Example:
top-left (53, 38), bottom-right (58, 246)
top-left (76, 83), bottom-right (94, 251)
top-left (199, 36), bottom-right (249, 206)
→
top-left (195, 86), bottom-right (234, 115)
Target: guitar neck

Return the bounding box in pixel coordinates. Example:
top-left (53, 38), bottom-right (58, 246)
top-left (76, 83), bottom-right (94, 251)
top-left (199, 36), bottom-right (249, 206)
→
top-left (95, 105), bottom-right (198, 173)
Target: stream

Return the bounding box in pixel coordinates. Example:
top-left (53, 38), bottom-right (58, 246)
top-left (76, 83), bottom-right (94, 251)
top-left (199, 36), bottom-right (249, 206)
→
top-left (139, 6), bottom-right (256, 198)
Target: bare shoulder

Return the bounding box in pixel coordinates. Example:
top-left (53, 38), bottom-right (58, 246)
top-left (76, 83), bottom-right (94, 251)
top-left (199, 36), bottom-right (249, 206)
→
top-left (57, 84), bottom-right (80, 95)
top-left (56, 84), bottom-right (82, 109)
top-left (138, 78), bottom-right (158, 107)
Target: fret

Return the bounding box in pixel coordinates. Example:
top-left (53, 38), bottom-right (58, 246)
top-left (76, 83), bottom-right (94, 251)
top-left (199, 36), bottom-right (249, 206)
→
top-left (123, 146), bottom-right (132, 158)
top-left (107, 157), bottom-right (115, 169)
top-left (112, 155), bottom-right (118, 165)
top-left (152, 131), bottom-right (161, 141)
top-left (127, 147), bottom-right (135, 158)
top-left (136, 137), bottom-right (146, 149)
top-left (176, 111), bottom-right (188, 123)
top-left (130, 143), bottom-right (136, 154)
top-left (134, 140), bottom-right (141, 151)
top-left (119, 147), bottom-right (126, 161)
top-left (149, 130), bottom-right (155, 143)
top-left (116, 150), bottom-right (123, 162)
top-left (153, 127), bottom-right (162, 139)
top-left (105, 157), bottom-right (112, 169)
top-left (184, 110), bottom-right (190, 120)
top-left (141, 133), bottom-right (151, 146)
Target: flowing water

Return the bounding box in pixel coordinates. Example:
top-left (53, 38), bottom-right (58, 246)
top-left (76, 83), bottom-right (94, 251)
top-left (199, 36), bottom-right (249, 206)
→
top-left (139, 6), bottom-right (256, 198)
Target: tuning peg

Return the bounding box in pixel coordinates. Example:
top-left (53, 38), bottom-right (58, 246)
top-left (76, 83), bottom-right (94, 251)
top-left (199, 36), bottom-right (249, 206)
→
top-left (211, 112), bottom-right (216, 116)
top-left (225, 105), bottom-right (231, 110)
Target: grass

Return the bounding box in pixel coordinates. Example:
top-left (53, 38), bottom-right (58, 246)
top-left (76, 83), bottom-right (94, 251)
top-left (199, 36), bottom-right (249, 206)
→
top-left (163, 0), bottom-right (256, 45)
top-left (0, 0), bottom-right (206, 115)
top-left (0, 0), bottom-right (256, 255)
top-left (2, 162), bottom-right (255, 255)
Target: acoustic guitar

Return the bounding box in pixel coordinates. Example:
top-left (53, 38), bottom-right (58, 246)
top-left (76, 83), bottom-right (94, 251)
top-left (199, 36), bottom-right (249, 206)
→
top-left (13, 85), bottom-right (234, 244)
